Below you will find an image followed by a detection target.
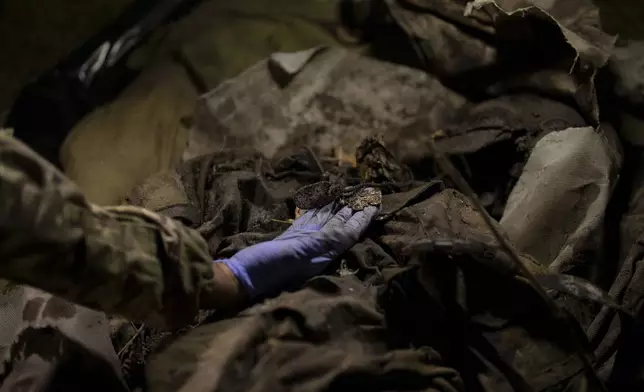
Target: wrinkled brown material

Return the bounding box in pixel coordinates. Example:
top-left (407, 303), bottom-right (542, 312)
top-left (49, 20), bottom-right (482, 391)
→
top-left (129, 154), bottom-right (596, 391)
top-left (0, 135), bottom-right (218, 331)
top-left (4, 0), bottom-right (644, 391)
top-left (384, 0), bottom-right (616, 123)
top-left (0, 134), bottom-right (219, 391)
top-left (0, 285), bottom-right (127, 392)
top-left (184, 46), bottom-right (468, 163)
top-left (127, 0), bottom-right (628, 388)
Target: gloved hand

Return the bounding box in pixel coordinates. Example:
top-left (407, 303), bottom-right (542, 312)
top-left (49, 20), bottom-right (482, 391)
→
top-left (216, 202), bottom-right (379, 299)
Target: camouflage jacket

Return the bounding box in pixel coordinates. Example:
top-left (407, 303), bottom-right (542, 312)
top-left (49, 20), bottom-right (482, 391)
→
top-left (0, 133), bottom-right (216, 330)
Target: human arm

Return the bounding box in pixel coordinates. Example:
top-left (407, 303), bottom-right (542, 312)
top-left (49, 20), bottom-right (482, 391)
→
top-left (0, 133), bottom-right (377, 329)
top-left (0, 134), bottom-right (239, 329)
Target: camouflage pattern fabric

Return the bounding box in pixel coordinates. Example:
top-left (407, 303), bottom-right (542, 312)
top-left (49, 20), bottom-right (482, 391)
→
top-left (183, 46), bottom-right (468, 163)
top-left (0, 133), bottom-right (230, 389)
top-left (185, 44), bottom-right (598, 219)
top-left (0, 133), bottom-right (217, 330)
top-left (0, 285), bottom-right (127, 392)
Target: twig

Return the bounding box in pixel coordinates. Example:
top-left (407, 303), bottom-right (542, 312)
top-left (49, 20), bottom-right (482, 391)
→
top-left (117, 324), bottom-right (146, 358)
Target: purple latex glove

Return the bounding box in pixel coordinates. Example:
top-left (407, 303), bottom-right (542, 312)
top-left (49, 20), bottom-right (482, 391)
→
top-left (216, 202), bottom-right (379, 299)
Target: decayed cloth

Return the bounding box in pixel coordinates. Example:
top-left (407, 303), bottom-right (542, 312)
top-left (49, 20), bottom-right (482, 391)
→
top-left (0, 286), bottom-right (127, 392)
top-left (129, 149), bottom-right (601, 392)
top-left (3, 0), bottom-right (643, 391)
top-left (133, 0), bottom-right (629, 389)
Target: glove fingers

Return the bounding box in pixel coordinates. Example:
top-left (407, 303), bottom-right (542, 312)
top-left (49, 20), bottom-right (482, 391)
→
top-left (301, 204), bottom-right (332, 222)
top-left (285, 209), bottom-right (316, 231)
top-left (284, 203), bottom-right (335, 234)
top-left (344, 206), bottom-right (379, 237)
top-left (322, 205), bottom-right (353, 230)
top-left (315, 206), bottom-right (377, 257)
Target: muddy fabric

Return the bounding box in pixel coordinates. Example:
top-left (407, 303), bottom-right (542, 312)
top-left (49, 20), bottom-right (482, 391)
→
top-left (57, 0), bottom-right (618, 207)
top-left (582, 148), bottom-right (644, 389)
top-left (60, 0), bottom-right (350, 206)
top-left (500, 126), bottom-right (623, 280)
top-left (0, 134), bottom-right (217, 330)
top-left (1, 0), bottom-right (637, 391)
top-left (0, 133), bottom-right (234, 390)
top-left (182, 0), bottom-right (615, 217)
top-left (120, 1), bottom-right (626, 388)
top-left (374, 0), bottom-right (615, 123)
top-left (126, 151), bottom-right (598, 391)
top-left (184, 46), bottom-right (467, 163)
top-left (0, 285), bottom-right (127, 392)
top-left (609, 41), bottom-right (644, 116)
top-left (186, 33), bottom-right (604, 164)
top-left (408, 93), bottom-right (590, 217)
top-left (147, 276), bottom-right (466, 392)
top-left (186, 45), bottom-right (591, 218)
top-left (586, 245), bottom-right (644, 389)
top-left (606, 41), bottom-right (644, 150)
top-left (618, 152), bottom-right (644, 264)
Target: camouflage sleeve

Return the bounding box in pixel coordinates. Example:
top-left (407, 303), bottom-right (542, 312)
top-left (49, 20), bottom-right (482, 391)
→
top-left (0, 133), bottom-right (217, 329)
